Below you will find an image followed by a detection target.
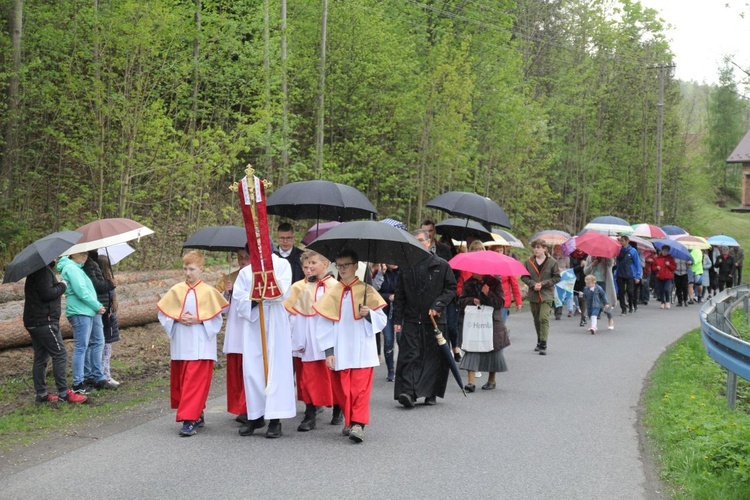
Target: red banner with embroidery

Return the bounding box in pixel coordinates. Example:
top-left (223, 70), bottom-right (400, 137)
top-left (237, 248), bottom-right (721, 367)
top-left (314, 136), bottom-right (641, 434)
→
top-left (238, 175), bottom-right (282, 300)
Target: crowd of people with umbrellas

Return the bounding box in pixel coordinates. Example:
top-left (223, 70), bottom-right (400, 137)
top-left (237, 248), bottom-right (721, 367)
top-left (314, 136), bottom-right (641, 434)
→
top-left (3, 178), bottom-right (745, 443)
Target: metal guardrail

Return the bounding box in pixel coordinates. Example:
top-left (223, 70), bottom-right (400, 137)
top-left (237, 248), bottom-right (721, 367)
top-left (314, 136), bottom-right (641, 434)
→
top-left (699, 284), bottom-right (750, 409)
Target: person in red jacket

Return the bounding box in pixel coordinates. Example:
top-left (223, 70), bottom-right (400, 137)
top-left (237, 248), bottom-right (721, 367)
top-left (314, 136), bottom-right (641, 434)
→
top-left (652, 245), bottom-right (677, 309)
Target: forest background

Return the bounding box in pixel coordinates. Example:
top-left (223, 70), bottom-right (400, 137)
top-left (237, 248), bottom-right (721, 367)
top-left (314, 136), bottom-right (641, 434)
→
top-left (1, 0), bottom-right (749, 271)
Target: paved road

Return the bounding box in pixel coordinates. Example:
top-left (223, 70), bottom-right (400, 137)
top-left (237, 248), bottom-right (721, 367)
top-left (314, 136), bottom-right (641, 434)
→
top-left (0, 303), bottom-right (700, 499)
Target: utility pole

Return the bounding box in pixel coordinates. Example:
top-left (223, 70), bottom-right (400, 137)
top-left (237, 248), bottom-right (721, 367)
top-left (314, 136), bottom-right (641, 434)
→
top-left (651, 64), bottom-right (674, 225)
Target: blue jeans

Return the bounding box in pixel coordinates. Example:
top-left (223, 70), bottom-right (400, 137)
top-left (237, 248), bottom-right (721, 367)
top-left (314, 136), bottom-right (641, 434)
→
top-left (656, 278), bottom-right (673, 304)
top-left (69, 314), bottom-right (105, 385)
top-left (501, 307), bottom-right (509, 324)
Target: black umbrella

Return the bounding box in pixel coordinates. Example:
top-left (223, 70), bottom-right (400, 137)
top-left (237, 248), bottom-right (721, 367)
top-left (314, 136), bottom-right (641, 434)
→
top-left (182, 226), bottom-right (247, 252)
top-left (430, 316), bottom-right (467, 396)
top-left (306, 221), bottom-right (429, 267)
top-left (436, 218), bottom-right (493, 241)
top-left (426, 191), bottom-right (511, 229)
top-left (3, 230), bottom-right (83, 284)
top-left (266, 180), bottom-right (377, 221)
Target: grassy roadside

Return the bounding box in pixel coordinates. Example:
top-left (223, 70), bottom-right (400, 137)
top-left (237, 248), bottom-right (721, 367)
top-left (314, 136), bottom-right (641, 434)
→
top-left (643, 328), bottom-right (750, 498)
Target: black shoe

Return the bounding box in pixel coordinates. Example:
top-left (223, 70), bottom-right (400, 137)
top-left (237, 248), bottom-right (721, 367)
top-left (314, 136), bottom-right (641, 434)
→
top-left (266, 419), bottom-right (282, 438)
top-left (397, 393), bottom-right (415, 409)
top-left (579, 318), bottom-right (586, 327)
top-left (71, 383), bottom-right (93, 395)
top-left (464, 383), bottom-right (476, 393)
top-left (423, 396), bottom-right (437, 406)
top-left (534, 343), bottom-right (541, 352)
top-left (676, 302), bottom-right (683, 307)
top-left (330, 405), bottom-right (344, 425)
top-left (297, 416), bottom-right (316, 432)
top-left (94, 379), bottom-right (118, 390)
top-left (239, 416), bottom-right (266, 436)
top-left (481, 382), bottom-right (496, 390)
top-left (386, 371), bottom-right (395, 382)
top-left (538, 342), bottom-right (547, 356)
top-left (235, 413), bottom-right (249, 424)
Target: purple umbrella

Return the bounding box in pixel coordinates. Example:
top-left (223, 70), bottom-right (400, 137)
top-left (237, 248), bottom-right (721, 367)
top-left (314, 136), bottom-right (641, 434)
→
top-left (301, 221), bottom-right (342, 245)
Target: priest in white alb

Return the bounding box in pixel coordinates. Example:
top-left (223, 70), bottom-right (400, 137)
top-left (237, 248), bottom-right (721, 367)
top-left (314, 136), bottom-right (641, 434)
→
top-left (233, 254), bottom-right (294, 438)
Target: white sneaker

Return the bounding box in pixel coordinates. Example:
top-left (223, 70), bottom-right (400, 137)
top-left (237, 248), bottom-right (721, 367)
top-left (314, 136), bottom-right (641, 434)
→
top-left (476, 372), bottom-right (482, 378)
top-left (107, 377), bottom-right (120, 387)
top-left (608, 325), bottom-right (614, 330)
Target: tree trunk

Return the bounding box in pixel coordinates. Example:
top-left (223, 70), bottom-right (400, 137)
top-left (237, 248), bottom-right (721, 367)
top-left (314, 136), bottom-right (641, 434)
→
top-left (280, 0), bottom-right (289, 180)
top-left (2, 0), bottom-right (23, 199)
top-left (314, 0), bottom-right (328, 176)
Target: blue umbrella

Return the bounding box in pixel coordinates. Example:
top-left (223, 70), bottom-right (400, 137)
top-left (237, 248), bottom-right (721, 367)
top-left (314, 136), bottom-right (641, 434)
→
top-left (661, 225), bottom-right (688, 237)
top-left (651, 239), bottom-right (692, 261)
top-left (707, 235), bottom-right (740, 247)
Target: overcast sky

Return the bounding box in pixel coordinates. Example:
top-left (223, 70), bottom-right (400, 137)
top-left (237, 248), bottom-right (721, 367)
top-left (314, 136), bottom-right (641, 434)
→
top-left (639, 0), bottom-right (750, 85)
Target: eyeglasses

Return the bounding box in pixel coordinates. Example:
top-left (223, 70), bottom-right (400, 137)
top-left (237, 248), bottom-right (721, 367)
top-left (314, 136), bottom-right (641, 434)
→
top-left (335, 262), bottom-right (356, 269)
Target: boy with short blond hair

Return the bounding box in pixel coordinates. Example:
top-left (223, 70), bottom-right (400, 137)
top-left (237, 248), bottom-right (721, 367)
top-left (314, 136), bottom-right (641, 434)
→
top-left (157, 250), bottom-right (229, 436)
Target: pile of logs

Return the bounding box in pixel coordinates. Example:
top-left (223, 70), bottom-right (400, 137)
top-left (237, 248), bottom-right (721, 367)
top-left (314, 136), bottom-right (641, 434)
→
top-left (0, 269), bottom-right (224, 350)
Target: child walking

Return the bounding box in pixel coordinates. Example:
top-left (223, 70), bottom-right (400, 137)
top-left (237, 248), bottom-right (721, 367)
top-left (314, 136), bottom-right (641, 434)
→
top-left (581, 274), bottom-right (611, 334)
top-left (313, 249), bottom-right (387, 443)
top-left (157, 251), bottom-right (229, 437)
top-left (285, 250), bottom-right (339, 432)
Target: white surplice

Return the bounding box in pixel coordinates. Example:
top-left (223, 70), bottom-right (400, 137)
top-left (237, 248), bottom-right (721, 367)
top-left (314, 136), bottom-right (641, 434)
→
top-left (222, 273), bottom-right (244, 355)
top-left (233, 255), bottom-right (295, 420)
top-left (316, 289), bottom-right (387, 370)
top-left (158, 288), bottom-right (224, 361)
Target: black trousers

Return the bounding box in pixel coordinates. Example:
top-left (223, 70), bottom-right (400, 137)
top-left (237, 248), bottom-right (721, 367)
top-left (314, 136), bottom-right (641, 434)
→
top-left (27, 322), bottom-right (68, 395)
top-left (616, 277), bottom-right (636, 312)
top-left (674, 274), bottom-right (689, 304)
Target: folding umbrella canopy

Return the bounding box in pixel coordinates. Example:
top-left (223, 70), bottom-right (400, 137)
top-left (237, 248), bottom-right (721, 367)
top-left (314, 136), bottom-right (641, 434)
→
top-left (529, 230), bottom-right (571, 246)
top-left (661, 225), bottom-right (688, 238)
top-left (301, 221), bottom-right (342, 245)
top-left (631, 223), bottom-right (667, 239)
top-left (673, 235), bottom-right (711, 250)
top-left (266, 180), bottom-right (377, 221)
top-left (583, 216), bottom-right (632, 236)
top-left (448, 250), bottom-right (529, 276)
top-left (97, 243), bottom-right (135, 265)
top-left (492, 229), bottom-right (524, 248)
top-left (436, 218), bottom-right (493, 242)
top-left (379, 218), bottom-right (408, 231)
top-left (614, 235), bottom-right (655, 253)
top-left (63, 218), bottom-right (154, 255)
top-left (426, 191), bottom-right (511, 229)
top-left (707, 235), bottom-right (740, 247)
top-left (183, 226), bottom-right (247, 252)
top-left (3, 230), bottom-right (83, 283)
top-left (568, 231), bottom-right (620, 258)
top-left (306, 221), bottom-right (430, 267)
top-left (651, 239), bottom-right (692, 261)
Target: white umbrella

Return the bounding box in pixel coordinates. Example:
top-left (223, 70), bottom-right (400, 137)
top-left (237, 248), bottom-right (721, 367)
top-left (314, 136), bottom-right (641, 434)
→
top-left (97, 243), bottom-right (135, 265)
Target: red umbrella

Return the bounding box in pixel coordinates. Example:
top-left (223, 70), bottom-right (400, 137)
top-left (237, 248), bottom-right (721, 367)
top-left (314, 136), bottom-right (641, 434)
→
top-left (573, 232), bottom-right (620, 259)
top-left (631, 223), bottom-right (667, 239)
top-left (448, 250), bottom-right (529, 276)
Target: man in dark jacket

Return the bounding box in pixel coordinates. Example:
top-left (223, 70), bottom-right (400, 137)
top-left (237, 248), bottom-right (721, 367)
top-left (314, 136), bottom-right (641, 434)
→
top-left (23, 262), bottom-right (86, 404)
top-left (392, 229), bottom-right (457, 408)
top-left (615, 235), bottom-right (642, 315)
top-left (274, 222), bottom-right (305, 283)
